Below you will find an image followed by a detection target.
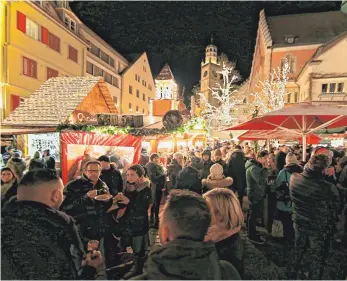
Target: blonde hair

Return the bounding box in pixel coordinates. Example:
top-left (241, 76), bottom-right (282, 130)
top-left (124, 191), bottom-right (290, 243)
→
top-left (203, 188), bottom-right (243, 230)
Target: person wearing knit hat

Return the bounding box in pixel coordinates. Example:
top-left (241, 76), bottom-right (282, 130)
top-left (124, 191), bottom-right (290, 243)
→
top-left (115, 163), bottom-right (152, 279)
top-left (201, 150), bottom-right (214, 180)
top-left (202, 163), bottom-right (233, 191)
top-left (287, 153), bottom-right (339, 280)
top-left (286, 152), bottom-right (298, 165)
top-left (311, 147), bottom-right (336, 184)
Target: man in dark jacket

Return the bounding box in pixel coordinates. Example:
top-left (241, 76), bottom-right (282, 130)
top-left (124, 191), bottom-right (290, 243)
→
top-left (1, 169), bottom-right (103, 280)
top-left (98, 155), bottom-right (123, 196)
top-left (275, 145), bottom-right (288, 172)
top-left (6, 150), bottom-right (26, 181)
top-left (176, 157), bottom-right (204, 195)
top-left (228, 145), bottom-right (247, 207)
top-left (43, 149), bottom-right (56, 169)
top-left (202, 150), bottom-right (214, 179)
top-left (246, 151), bottom-right (269, 244)
top-left (60, 160), bottom-right (110, 240)
top-left (138, 148), bottom-right (150, 167)
top-left (287, 154), bottom-right (340, 280)
top-left (132, 190), bottom-right (241, 280)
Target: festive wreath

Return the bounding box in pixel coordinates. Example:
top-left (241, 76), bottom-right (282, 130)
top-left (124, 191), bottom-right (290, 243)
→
top-left (162, 110), bottom-right (183, 130)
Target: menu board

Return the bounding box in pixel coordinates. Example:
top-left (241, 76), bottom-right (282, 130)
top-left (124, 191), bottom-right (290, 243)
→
top-left (27, 133), bottom-right (60, 161)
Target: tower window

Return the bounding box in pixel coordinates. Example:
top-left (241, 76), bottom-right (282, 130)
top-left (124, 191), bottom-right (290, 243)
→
top-left (203, 71), bottom-right (208, 77)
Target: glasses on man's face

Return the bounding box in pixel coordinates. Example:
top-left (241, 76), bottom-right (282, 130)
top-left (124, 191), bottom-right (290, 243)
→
top-left (86, 170), bottom-right (101, 174)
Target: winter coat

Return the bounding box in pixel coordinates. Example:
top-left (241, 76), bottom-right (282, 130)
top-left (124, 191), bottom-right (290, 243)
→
top-left (274, 164), bottom-right (303, 213)
top-left (166, 159), bottom-right (182, 190)
top-left (60, 176), bottom-right (111, 239)
top-left (202, 160), bottom-right (214, 179)
top-left (1, 198), bottom-right (97, 280)
top-left (44, 155), bottom-right (56, 169)
top-left (202, 177), bottom-right (234, 191)
top-left (145, 161), bottom-right (166, 189)
top-left (275, 151), bottom-right (286, 171)
top-left (176, 166), bottom-right (203, 195)
top-left (227, 149), bottom-right (246, 192)
top-left (215, 233), bottom-right (280, 280)
top-left (6, 157), bottom-right (26, 180)
top-left (214, 159), bottom-right (229, 177)
top-left (118, 180), bottom-right (152, 236)
top-left (29, 158), bottom-right (45, 171)
top-left (132, 238), bottom-right (241, 280)
top-left (1, 180), bottom-right (18, 207)
top-left (100, 164), bottom-right (123, 195)
top-left (245, 159), bottom-right (268, 204)
top-left (290, 169), bottom-right (340, 235)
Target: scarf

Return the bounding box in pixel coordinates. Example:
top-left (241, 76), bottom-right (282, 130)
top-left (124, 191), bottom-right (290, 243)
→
top-left (124, 178), bottom-right (149, 192)
top-left (204, 224), bottom-right (241, 243)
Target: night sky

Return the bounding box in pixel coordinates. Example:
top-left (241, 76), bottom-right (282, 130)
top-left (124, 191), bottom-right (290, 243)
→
top-left (71, 1), bottom-right (340, 101)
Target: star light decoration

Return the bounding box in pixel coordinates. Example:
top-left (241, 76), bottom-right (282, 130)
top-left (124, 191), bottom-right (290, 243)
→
top-left (250, 59), bottom-right (290, 116)
top-left (197, 63), bottom-right (242, 129)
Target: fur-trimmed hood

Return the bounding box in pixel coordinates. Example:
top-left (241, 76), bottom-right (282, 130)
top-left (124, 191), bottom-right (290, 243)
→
top-left (202, 177), bottom-right (233, 190)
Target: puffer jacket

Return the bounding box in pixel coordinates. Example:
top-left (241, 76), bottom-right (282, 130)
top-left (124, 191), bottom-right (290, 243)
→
top-left (290, 170), bottom-right (340, 235)
top-left (166, 159), bottom-right (182, 190)
top-left (6, 158), bottom-right (26, 180)
top-left (133, 238), bottom-right (241, 280)
top-left (2, 198), bottom-right (96, 280)
top-left (176, 166), bottom-right (203, 195)
top-left (245, 159), bottom-right (268, 204)
top-left (227, 149), bottom-right (246, 192)
top-left (60, 176), bottom-right (110, 239)
top-left (202, 177), bottom-right (233, 191)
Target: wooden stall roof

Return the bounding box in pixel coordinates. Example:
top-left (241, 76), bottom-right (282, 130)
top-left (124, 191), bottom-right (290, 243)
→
top-left (1, 127), bottom-right (57, 136)
top-left (3, 76), bottom-right (118, 127)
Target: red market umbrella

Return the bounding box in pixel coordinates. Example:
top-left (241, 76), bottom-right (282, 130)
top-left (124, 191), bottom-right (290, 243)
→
top-left (225, 103), bottom-right (347, 160)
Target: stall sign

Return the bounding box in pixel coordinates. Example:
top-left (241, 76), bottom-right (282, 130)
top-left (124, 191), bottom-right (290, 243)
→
top-left (28, 133), bottom-right (60, 161)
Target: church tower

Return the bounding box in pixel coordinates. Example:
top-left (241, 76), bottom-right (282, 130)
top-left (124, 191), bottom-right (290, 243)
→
top-left (200, 38), bottom-right (223, 106)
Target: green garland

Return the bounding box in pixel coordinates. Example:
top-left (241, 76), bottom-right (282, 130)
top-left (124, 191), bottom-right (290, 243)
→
top-left (56, 117), bottom-right (208, 137)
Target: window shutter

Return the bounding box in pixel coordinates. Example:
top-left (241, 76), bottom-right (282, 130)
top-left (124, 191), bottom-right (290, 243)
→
top-left (41, 27), bottom-right (49, 45)
top-left (10, 95), bottom-right (21, 112)
top-left (17, 11), bottom-right (26, 33)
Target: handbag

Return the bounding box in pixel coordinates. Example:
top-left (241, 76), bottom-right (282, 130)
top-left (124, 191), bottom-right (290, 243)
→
top-left (271, 219), bottom-right (283, 238)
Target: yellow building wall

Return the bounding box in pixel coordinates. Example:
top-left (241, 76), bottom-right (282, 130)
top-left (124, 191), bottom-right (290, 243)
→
top-left (1, 1), bottom-right (86, 119)
top-left (121, 53), bottom-right (155, 115)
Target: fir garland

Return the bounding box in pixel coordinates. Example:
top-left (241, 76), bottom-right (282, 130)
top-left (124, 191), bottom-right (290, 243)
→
top-left (56, 117), bottom-right (208, 137)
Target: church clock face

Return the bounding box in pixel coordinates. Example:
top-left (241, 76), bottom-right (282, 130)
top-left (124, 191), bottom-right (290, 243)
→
top-left (203, 70), bottom-right (208, 77)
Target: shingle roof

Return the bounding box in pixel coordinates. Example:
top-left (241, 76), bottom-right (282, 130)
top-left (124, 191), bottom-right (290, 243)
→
top-left (3, 76), bottom-right (118, 127)
top-left (156, 63), bottom-right (176, 82)
top-left (267, 11), bottom-right (347, 47)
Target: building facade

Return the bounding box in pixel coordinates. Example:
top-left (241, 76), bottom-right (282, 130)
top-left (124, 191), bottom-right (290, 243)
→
top-left (0, 0), bottom-right (87, 119)
top-left (248, 6), bottom-right (347, 107)
top-left (121, 53), bottom-right (155, 115)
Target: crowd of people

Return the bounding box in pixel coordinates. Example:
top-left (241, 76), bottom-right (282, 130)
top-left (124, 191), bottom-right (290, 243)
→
top-left (1, 140), bottom-right (347, 280)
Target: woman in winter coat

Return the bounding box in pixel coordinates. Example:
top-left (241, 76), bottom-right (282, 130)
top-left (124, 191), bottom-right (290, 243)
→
top-left (273, 152), bottom-right (303, 243)
top-left (1, 167), bottom-right (18, 206)
top-left (29, 151), bottom-right (45, 171)
top-left (204, 188), bottom-right (280, 280)
top-left (202, 163), bottom-right (233, 192)
top-left (146, 154), bottom-right (166, 228)
top-left (212, 149), bottom-right (228, 177)
top-left (114, 164), bottom-right (152, 279)
top-left (166, 152), bottom-right (184, 191)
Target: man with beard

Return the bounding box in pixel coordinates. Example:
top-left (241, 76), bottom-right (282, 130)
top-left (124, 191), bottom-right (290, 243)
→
top-left (287, 154), bottom-right (340, 279)
top-left (132, 190), bottom-right (241, 280)
top-left (1, 169), bottom-right (103, 280)
top-left (98, 155), bottom-right (123, 196)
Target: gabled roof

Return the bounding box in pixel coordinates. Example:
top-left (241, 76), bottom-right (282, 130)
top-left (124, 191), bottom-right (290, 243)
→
top-left (156, 63), bottom-right (176, 82)
top-left (3, 77), bottom-right (118, 127)
top-left (267, 11), bottom-right (347, 47)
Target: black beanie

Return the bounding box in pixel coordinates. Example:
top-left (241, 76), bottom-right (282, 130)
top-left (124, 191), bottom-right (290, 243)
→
top-left (129, 164), bottom-right (145, 177)
top-left (98, 155), bottom-right (110, 163)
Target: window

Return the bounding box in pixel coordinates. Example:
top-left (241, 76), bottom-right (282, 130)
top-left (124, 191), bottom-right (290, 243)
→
top-left (70, 20), bottom-right (76, 32)
top-left (23, 57), bottom-right (37, 78)
top-left (143, 66), bottom-right (146, 72)
top-left (294, 92), bottom-right (298, 103)
top-left (281, 56), bottom-right (296, 74)
top-left (90, 43), bottom-right (100, 57)
top-left (47, 67), bottom-right (58, 79)
top-left (129, 85), bottom-right (133, 94)
top-left (322, 84), bottom-right (328, 93)
top-left (113, 96), bottom-right (118, 105)
top-left (136, 106), bottom-right (139, 113)
top-left (287, 93), bottom-right (291, 103)
top-left (142, 80), bottom-right (144, 86)
top-left (64, 15), bottom-right (76, 33)
top-left (329, 83), bottom-right (336, 93)
top-left (48, 32), bottom-right (60, 52)
top-left (86, 61), bottom-right (93, 74)
top-left (142, 109), bottom-right (145, 114)
top-left (93, 66), bottom-right (103, 77)
top-left (129, 103), bottom-right (132, 111)
top-left (101, 51), bottom-right (109, 64)
top-left (144, 81), bottom-right (147, 87)
top-left (137, 75), bottom-right (140, 82)
top-left (104, 72), bottom-right (112, 84)
top-left (337, 83), bottom-right (344, 93)
top-left (26, 18), bottom-right (40, 40)
top-left (148, 97), bottom-right (150, 103)
top-left (136, 90), bottom-right (140, 98)
top-left (68, 45), bottom-right (78, 63)
top-left (143, 93), bottom-right (146, 101)
top-left (135, 74), bottom-right (138, 81)
top-left (109, 57), bottom-right (114, 67)
top-left (148, 84), bottom-right (152, 91)
top-left (112, 77), bottom-right (119, 88)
